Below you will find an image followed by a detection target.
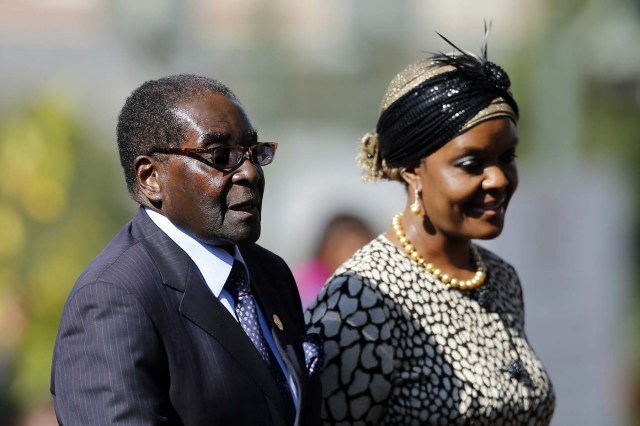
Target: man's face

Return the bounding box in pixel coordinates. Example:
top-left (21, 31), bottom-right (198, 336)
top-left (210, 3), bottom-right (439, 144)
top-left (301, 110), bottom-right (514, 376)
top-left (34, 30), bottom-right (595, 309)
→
top-left (154, 94), bottom-right (265, 245)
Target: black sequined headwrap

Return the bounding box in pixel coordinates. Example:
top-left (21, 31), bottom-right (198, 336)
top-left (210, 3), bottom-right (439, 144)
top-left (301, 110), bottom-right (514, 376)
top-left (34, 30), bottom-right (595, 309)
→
top-left (377, 31), bottom-right (519, 168)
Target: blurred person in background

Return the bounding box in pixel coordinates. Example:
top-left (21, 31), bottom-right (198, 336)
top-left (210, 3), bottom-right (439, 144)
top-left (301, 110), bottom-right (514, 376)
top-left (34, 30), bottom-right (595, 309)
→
top-left (51, 75), bottom-right (321, 426)
top-left (294, 213), bottom-right (374, 308)
top-left (305, 32), bottom-right (555, 425)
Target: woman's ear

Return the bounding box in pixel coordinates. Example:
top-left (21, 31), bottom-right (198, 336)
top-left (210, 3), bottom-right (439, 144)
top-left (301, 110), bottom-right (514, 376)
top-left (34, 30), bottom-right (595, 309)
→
top-left (134, 155), bottom-right (163, 204)
top-left (400, 164), bottom-right (422, 193)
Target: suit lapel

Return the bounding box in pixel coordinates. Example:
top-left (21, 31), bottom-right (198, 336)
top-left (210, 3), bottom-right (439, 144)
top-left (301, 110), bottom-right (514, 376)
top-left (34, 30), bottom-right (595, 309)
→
top-left (243, 247), bottom-right (299, 347)
top-left (242, 248), bottom-right (306, 405)
top-left (178, 266), bottom-right (290, 412)
top-left (134, 209), bottom-right (291, 421)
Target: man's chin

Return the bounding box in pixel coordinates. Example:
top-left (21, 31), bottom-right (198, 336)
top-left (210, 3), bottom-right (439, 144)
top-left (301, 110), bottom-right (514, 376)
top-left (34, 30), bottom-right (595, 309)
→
top-left (197, 224), bottom-right (261, 246)
top-left (234, 227), bottom-right (261, 245)
top-left (225, 224), bottom-right (262, 245)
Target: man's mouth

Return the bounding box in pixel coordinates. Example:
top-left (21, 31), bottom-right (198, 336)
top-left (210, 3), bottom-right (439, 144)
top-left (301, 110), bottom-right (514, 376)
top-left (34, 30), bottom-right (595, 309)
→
top-left (229, 199), bottom-right (260, 213)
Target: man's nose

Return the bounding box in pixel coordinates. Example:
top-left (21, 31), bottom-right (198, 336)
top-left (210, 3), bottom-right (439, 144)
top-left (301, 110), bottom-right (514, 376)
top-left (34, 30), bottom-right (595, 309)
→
top-left (232, 153), bottom-right (261, 183)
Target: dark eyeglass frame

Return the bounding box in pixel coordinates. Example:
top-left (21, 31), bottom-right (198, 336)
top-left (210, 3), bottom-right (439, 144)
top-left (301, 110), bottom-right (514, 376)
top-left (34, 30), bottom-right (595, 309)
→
top-left (152, 142), bottom-right (278, 171)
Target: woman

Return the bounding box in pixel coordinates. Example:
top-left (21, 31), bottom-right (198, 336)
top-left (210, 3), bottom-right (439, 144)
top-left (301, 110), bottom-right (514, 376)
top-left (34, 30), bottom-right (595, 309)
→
top-left (305, 35), bottom-right (555, 425)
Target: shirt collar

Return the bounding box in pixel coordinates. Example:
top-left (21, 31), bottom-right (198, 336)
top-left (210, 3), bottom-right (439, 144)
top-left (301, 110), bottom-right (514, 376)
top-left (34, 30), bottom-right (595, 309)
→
top-left (144, 208), bottom-right (246, 297)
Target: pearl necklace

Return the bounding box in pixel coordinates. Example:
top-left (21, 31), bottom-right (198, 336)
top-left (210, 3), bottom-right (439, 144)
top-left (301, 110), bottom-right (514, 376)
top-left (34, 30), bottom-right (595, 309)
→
top-left (392, 212), bottom-right (487, 290)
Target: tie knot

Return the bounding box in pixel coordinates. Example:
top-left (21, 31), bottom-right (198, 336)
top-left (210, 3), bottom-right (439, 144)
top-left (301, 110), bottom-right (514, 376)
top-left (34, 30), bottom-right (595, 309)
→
top-left (226, 261), bottom-right (251, 300)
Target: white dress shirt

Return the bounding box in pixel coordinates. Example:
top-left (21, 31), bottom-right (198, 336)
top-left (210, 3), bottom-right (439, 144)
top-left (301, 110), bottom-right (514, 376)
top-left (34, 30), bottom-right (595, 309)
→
top-left (145, 208), bottom-right (298, 404)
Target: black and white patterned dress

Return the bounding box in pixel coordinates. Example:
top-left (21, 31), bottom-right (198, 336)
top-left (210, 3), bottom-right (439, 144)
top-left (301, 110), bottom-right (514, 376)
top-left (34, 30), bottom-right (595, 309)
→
top-left (305, 235), bottom-right (555, 425)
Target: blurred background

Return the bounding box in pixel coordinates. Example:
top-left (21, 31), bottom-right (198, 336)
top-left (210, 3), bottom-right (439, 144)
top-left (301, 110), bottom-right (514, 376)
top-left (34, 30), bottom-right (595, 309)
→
top-left (0, 0), bottom-right (638, 424)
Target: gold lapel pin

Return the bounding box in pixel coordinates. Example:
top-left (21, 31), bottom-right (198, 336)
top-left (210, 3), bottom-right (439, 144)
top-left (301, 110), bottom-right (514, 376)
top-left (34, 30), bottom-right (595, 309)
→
top-left (273, 314), bottom-right (284, 331)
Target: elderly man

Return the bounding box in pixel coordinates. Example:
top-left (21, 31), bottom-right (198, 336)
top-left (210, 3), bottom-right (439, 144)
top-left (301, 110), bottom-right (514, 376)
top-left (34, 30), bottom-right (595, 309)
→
top-left (51, 75), bottom-right (321, 425)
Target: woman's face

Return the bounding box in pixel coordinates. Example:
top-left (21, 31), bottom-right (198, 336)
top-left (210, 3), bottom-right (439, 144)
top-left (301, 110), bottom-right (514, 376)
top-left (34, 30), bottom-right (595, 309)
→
top-left (412, 117), bottom-right (519, 241)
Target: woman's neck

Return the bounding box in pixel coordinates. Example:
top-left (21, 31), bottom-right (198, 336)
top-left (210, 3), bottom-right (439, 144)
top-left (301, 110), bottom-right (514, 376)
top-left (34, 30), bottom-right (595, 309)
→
top-left (386, 208), bottom-right (476, 280)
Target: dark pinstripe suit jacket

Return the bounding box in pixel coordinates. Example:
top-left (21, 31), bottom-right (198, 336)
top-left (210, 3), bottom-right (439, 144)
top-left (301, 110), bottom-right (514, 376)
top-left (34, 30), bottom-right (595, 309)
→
top-left (51, 208), bottom-right (321, 425)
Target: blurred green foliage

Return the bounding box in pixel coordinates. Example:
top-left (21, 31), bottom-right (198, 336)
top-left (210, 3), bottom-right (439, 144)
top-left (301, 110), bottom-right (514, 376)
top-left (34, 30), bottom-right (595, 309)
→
top-left (0, 93), bottom-right (131, 419)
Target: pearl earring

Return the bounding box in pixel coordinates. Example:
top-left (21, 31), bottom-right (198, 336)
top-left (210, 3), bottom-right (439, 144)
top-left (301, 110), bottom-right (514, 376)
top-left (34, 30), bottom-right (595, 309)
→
top-left (410, 188), bottom-right (422, 215)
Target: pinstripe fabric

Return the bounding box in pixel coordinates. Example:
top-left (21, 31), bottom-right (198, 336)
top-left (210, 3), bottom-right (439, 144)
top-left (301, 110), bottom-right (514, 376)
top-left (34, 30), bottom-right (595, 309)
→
top-left (51, 208), bottom-right (321, 426)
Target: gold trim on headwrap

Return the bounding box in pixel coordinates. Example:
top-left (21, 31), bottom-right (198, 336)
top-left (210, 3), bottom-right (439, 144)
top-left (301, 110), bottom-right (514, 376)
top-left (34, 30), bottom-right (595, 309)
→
top-left (461, 97), bottom-right (518, 132)
top-left (380, 59), bottom-right (454, 113)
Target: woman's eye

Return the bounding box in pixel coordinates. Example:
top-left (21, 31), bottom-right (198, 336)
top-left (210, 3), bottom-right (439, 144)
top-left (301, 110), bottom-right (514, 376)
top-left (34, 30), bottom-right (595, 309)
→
top-left (501, 150), bottom-right (518, 164)
top-left (458, 158), bottom-right (483, 173)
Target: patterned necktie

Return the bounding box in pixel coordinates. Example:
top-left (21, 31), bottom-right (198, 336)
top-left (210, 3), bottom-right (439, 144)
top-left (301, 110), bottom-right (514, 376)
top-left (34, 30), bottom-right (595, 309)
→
top-left (226, 261), bottom-right (295, 420)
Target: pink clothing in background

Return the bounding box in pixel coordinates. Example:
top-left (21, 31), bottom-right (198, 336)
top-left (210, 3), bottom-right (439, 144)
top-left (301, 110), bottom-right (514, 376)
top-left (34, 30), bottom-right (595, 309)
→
top-left (293, 260), bottom-right (331, 308)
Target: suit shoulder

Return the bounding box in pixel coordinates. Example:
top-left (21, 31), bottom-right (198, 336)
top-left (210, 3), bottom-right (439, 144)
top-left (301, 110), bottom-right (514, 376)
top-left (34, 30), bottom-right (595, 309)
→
top-left (240, 242), bottom-right (284, 260)
top-left (239, 243), bottom-right (289, 270)
top-left (72, 222), bottom-right (160, 296)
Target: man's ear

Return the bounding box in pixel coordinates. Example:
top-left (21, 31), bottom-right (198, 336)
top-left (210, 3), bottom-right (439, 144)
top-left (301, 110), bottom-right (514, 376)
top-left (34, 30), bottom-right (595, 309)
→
top-left (134, 155), bottom-right (163, 204)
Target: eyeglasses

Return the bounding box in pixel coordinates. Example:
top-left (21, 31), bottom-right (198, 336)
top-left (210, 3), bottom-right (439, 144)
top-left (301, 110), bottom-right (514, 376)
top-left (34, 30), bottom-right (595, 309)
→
top-left (153, 142), bottom-right (278, 171)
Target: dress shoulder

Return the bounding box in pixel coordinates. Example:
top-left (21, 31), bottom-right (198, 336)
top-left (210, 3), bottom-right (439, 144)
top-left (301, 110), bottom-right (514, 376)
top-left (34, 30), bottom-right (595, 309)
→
top-left (474, 244), bottom-right (525, 323)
